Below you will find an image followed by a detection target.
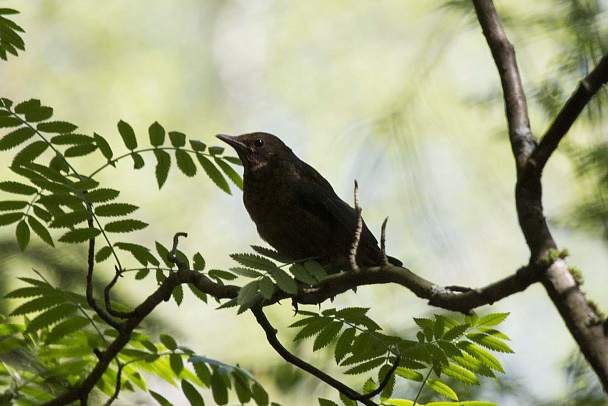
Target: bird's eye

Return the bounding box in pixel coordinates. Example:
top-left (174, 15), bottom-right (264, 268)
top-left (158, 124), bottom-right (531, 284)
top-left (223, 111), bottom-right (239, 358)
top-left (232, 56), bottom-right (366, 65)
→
top-left (253, 139), bottom-right (264, 148)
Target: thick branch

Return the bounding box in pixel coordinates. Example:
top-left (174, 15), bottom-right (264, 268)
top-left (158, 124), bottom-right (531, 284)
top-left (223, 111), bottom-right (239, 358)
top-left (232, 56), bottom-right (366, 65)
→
top-left (473, 0), bottom-right (608, 394)
top-left (292, 264), bottom-right (540, 314)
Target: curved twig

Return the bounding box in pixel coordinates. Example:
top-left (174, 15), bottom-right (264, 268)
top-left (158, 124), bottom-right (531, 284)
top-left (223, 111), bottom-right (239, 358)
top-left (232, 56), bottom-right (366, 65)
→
top-left (250, 304), bottom-right (378, 405)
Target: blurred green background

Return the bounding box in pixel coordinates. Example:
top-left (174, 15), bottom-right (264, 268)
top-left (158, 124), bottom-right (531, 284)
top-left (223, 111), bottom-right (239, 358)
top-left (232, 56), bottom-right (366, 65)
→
top-left (1, 1), bottom-right (607, 404)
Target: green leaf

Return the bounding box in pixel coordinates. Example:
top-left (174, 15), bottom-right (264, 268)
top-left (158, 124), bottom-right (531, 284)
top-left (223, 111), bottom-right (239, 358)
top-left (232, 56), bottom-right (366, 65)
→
top-left (50, 133), bottom-right (94, 145)
top-left (12, 140), bottom-right (48, 165)
top-left (27, 215), bottom-right (54, 246)
top-left (197, 154), bottom-right (230, 194)
top-left (208, 146), bottom-right (224, 155)
top-left (232, 371), bottom-right (252, 404)
top-left (344, 357), bottom-right (385, 375)
top-left (94, 132), bottom-right (113, 160)
top-left (0, 127), bottom-right (35, 150)
top-left (251, 245), bottom-right (293, 263)
top-left (304, 260), bottom-right (327, 282)
top-left (170, 354), bottom-right (184, 375)
top-left (131, 152), bottom-right (145, 169)
top-left (150, 390), bottom-right (172, 406)
top-left (230, 253), bottom-right (277, 271)
top-left (49, 210), bottom-right (92, 228)
top-left (95, 245), bottom-right (113, 262)
top-left (237, 280), bottom-right (260, 306)
top-left (211, 368), bottom-right (229, 405)
top-left (289, 264), bottom-right (317, 286)
top-left (0, 200), bottom-right (27, 211)
top-left (104, 219), bottom-right (148, 233)
top-left (160, 333), bottom-right (178, 351)
top-left (270, 267), bottom-right (298, 294)
top-left (46, 316), bottom-right (89, 344)
top-left (215, 157), bottom-right (243, 190)
top-left (441, 362), bottom-right (479, 385)
top-left (182, 380), bottom-right (205, 406)
top-left (16, 219), bottom-right (30, 251)
top-left (0, 115), bottom-right (22, 128)
top-left (14, 99), bottom-right (41, 114)
top-left (0, 98), bottom-right (13, 109)
top-left (0, 212), bottom-right (22, 226)
top-left (293, 317), bottom-right (333, 341)
top-left (457, 342), bottom-right (504, 373)
top-left (319, 399), bottom-right (340, 406)
top-left (36, 121), bottom-right (77, 133)
top-left (26, 106), bottom-right (54, 122)
top-left (173, 284), bottom-right (184, 306)
top-left (84, 187), bottom-right (120, 203)
top-left (443, 323), bottom-right (469, 341)
top-left (313, 321), bottom-right (342, 351)
top-left (27, 303), bottom-right (78, 332)
top-left (95, 203), bottom-right (138, 217)
top-left (153, 149), bottom-right (171, 189)
top-left (176, 150), bottom-right (197, 177)
top-left (189, 140), bottom-right (206, 152)
top-left (231, 267), bottom-right (264, 278)
top-left (259, 275), bottom-right (275, 299)
top-left (115, 242), bottom-right (159, 266)
top-left (117, 120), bottom-right (137, 150)
top-left (149, 122), bottom-right (165, 147)
top-left (425, 379), bottom-right (458, 400)
top-left (169, 131), bottom-right (186, 147)
top-left (192, 361), bottom-right (212, 386)
top-left (0, 180), bottom-right (37, 195)
top-left (335, 327), bottom-right (356, 364)
top-left (394, 366), bottom-right (424, 382)
top-left (64, 143), bottom-right (97, 157)
top-left (192, 252), bottom-right (205, 271)
top-left (477, 313), bottom-right (509, 327)
top-left (10, 295), bottom-right (65, 316)
top-left (466, 332), bottom-right (513, 353)
top-left (58, 227), bottom-right (101, 243)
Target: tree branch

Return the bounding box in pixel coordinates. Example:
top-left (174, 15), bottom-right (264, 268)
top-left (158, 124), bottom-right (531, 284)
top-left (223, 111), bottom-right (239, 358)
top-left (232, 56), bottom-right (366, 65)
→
top-left (531, 53), bottom-right (608, 172)
top-left (472, 0), bottom-right (535, 173)
top-left (473, 0), bottom-right (608, 393)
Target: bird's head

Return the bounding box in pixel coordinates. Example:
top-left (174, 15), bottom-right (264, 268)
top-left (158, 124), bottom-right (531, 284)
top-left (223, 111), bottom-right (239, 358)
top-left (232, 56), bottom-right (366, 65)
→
top-left (216, 132), bottom-right (293, 173)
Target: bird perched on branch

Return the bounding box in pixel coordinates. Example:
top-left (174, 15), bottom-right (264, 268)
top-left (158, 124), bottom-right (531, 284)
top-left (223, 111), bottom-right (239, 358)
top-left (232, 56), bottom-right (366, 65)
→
top-left (216, 132), bottom-right (402, 272)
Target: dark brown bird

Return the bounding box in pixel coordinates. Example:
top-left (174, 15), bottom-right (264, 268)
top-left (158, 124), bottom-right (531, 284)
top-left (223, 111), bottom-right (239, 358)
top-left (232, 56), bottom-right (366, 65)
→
top-left (216, 132), bottom-right (402, 272)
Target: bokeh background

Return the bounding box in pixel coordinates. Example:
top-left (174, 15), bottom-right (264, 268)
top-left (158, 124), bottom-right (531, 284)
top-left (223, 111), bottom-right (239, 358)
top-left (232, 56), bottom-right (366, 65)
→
top-left (1, 1), bottom-right (607, 405)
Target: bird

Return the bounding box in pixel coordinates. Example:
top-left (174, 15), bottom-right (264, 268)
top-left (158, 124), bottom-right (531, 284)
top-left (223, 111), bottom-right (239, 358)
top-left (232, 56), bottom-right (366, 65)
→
top-left (216, 132), bottom-right (402, 273)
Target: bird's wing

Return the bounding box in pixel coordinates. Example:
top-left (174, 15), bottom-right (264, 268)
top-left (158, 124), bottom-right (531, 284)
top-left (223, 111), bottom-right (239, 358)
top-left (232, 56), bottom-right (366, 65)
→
top-left (293, 161), bottom-right (379, 246)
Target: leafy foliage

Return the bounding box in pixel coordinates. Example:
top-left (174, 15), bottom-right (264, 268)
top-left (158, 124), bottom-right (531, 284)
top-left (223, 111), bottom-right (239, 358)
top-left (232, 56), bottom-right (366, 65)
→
top-left (0, 7), bottom-right (25, 61)
top-left (289, 310), bottom-right (512, 405)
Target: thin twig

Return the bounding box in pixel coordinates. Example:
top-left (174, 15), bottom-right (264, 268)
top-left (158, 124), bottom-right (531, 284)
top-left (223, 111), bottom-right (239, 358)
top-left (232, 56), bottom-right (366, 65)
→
top-left (380, 217), bottom-right (389, 267)
top-left (250, 305), bottom-right (378, 406)
top-left (349, 180), bottom-right (363, 272)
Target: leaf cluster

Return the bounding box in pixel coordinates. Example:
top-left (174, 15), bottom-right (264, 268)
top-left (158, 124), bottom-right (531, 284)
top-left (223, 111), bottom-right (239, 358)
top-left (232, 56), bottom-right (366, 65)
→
top-left (0, 7), bottom-right (24, 60)
top-left (291, 310), bottom-right (512, 406)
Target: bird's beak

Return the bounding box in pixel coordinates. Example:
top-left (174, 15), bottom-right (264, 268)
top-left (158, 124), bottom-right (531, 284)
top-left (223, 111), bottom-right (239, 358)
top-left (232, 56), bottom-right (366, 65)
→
top-left (216, 134), bottom-right (246, 151)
